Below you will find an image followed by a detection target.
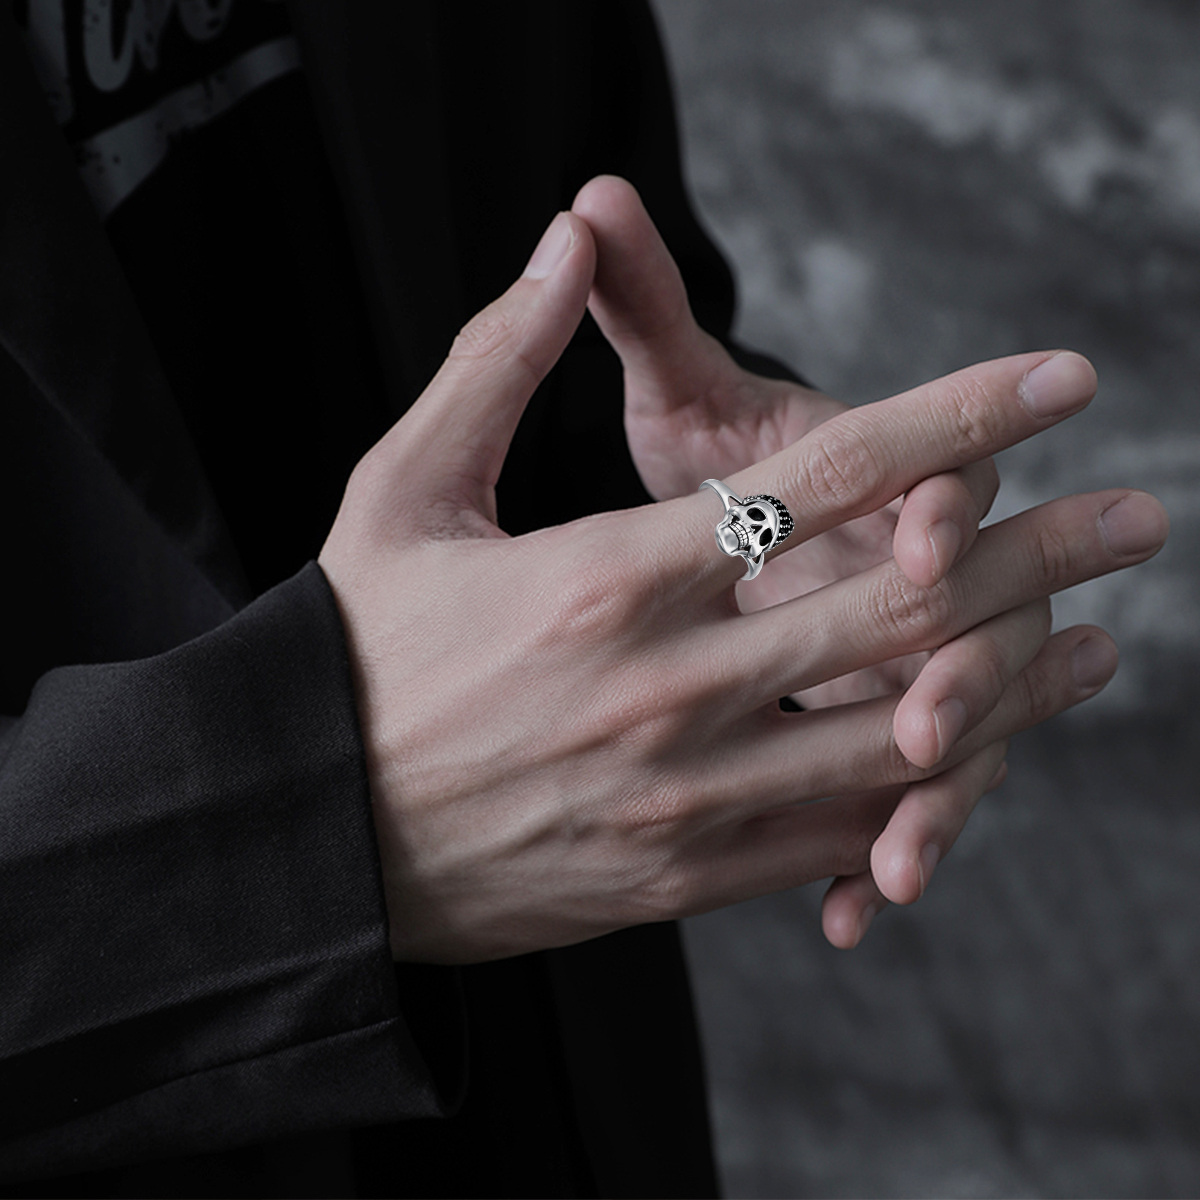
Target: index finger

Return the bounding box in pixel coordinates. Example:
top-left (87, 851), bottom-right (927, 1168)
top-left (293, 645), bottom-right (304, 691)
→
top-left (667, 351), bottom-right (1096, 589)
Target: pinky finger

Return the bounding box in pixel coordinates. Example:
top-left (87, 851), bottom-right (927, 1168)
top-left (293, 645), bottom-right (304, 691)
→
top-left (822, 870), bottom-right (890, 950)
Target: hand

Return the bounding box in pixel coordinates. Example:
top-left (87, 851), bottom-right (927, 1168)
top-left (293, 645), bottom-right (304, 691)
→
top-left (571, 176), bottom-right (1081, 945)
top-left (318, 208), bottom-right (1167, 963)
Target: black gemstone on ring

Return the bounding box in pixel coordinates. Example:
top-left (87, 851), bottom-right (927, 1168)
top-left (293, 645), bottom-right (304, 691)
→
top-left (743, 494), bottom-right (794, 549)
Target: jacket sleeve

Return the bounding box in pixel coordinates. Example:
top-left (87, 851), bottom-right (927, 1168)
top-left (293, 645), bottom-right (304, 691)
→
top-left (0, 563), bottom-right (447, 1184)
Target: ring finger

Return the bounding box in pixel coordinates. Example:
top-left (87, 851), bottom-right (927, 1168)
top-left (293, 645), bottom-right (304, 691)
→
top-left (869, 738), bottom-right (1010, 907)
top-left (692, 623), bottom-right (1117, 823)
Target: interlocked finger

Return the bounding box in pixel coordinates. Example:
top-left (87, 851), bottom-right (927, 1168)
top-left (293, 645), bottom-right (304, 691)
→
top-left (893, 458), bottom-right (1000, 587)
top-left (820, 870), bottom-right (891, 951)
top-left (818, 739), bottom-right (1008, 948)
top-left (665, 351), bottom-right (1097, 593)
top-left (682, 622), bottom-right (1117, 825)
top-left (722, 488), bottom-right (1164, 708)
top-left (893, 598), bottom-right (1051, 770)
top-left (632, 623), bottom-right (1113, 940)
top-left (869, 739), bottom-right (1010, 907)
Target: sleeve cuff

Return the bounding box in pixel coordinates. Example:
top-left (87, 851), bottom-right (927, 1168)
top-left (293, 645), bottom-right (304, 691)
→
top-left (0, 563), bottom-right (451, 1182)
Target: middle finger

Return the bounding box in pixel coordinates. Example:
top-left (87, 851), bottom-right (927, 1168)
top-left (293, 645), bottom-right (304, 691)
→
top-left (728, 488), bottom-right (1165, 707)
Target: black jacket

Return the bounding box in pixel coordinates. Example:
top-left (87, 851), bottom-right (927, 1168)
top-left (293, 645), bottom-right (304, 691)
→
top-left (0, 3), bottom-right (731, 1195)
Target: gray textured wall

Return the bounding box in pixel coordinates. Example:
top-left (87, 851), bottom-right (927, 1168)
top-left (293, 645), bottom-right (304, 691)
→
top-left (653, 3), bottom-right (1200, 1196)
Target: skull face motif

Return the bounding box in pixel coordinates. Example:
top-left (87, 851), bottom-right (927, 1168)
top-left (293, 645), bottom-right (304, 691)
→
top-left (715, 495), bottom-right (791, 558)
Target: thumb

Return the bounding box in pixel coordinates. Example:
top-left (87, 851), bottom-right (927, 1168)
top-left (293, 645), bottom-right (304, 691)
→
top-left (571, 175), bottom-right (735, 419)
top-left (370, 210), bottom-right (596, 529)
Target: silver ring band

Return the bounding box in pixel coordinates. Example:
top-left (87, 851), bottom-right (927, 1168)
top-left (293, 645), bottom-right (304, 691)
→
top-left (699, 478), bottom-right (794, 580)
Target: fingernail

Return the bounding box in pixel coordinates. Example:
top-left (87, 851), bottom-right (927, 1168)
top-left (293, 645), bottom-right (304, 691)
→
top-left (926, 519), bottom-right (962, 579)
top-left (917, 843), bottom-right (941, 897)
top-left (523, 211), bottom-right (574, 279)
top-left (933, 696), bottom-right (968, 760)
top-left (1071, 635), bottom-right (1118, 690)
top-left (1017, 352), bottom-right (1096, 418)
top-left (856, 897), bottom-right (888, 943)
top-left (1098, 492), bottom-right (1168, 557)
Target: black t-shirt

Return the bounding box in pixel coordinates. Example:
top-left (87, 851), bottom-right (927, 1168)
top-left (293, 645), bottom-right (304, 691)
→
top-left (16, 0), bottom-right (391, 592)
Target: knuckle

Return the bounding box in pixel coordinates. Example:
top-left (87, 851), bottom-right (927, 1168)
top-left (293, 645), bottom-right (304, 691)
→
top-left (1016, 659), bottom-right (1062, 723)
top-left (626, 855), bottom-right (697, 923)
top-left (602, 691), bottom-right (693, 764)
top-left (973, 639), bottom-right (1012, 703)
top-left (615, 775), bottom-right (692, 835)
top-left (548, 512), bottom-right (672, 641)
top-left (450, 303), bottom-right (513, 363)
top-left (1029, 521), bottom-right (1079, 592)
top-left (940, 633), bottom-right (1009, 718)
top-left (449, 304), bottom-right (541, 388)
top-left (548, 534), bottom-right (641, 642)
top-left (870, 571), bottom-right (955, 647)
top-left (797, 420), bottom-right (887, 515)
top-left (944, 375), bottom-right (1007, 461)
top-left (608, 794), bottom-right (705, 924)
